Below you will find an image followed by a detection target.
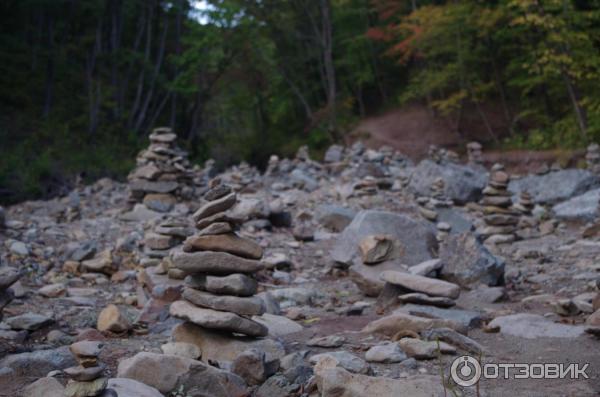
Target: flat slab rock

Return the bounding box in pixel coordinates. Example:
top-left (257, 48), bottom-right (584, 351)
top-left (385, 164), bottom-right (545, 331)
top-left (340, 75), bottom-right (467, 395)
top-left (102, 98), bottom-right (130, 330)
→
top-left (394, 304), bottom-right (483, 328)
top-left (362, 312), bottom-right (466, 336)
top-left (172, 322), bottom-right (285, 365)
top-left (251, 313), bottom-right (303, 336)
top-left (173, 251), bottom-right (264, 275)
top-left (192, 192), bottom-right (237, 222)
top-left (488, 313), bottom-right (586, 339)
top-left (309, 351), bottom-right (371, 375)
top-left (185, 273), bottom-right (258, 296)
top-left (5, 312), bottom-right (53, 331)
top-left (183, 233), bottom-right (263, 260)
top-left (398, 293), bottom-right (456, 308)
top-left (380, 271), bottom-right (460, 299)
top-left (170, 300), bottom-right (268, 337)
top-left (183, 287), bottom-right (265, 316)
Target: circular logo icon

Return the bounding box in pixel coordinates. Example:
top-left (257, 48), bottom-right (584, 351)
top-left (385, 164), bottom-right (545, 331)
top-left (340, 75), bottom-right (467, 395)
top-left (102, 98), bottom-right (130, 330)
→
top-left (450, 355), bottom-right (482, 387)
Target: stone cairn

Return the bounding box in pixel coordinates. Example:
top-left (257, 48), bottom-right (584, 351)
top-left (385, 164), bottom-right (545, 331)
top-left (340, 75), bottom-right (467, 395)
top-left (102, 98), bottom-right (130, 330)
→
top-left (586, 143), bottom-right (600, 174)
top-left (512, 191), bottom-right (534, 215)
top-left (128, 127), bottom-right (194, 212)
top-left (466, 141), bottom-right (483, 165)
top-left (478, 164), bottom-right (519, 244)
top-left (64, 341), bottom-right (108, 397)
top-left (417, 177), bottom-right (453, 223)
top-left (0, 267), bottom-right (20, 321)
top-left (144, 218), bottom-right (194, 278)
top-left (428, 145), bottom-right (459, 164)
top-left (169, 180), bottom-right (268, 338)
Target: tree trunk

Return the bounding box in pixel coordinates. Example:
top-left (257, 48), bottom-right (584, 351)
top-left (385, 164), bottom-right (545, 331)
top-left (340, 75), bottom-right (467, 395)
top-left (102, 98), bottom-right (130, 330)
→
top-left (562, 69), bottom-right (587, 139)
top-left (320, 0), bottom-right (337, 139)
top-left (42, 14), bottom-right (54, 118)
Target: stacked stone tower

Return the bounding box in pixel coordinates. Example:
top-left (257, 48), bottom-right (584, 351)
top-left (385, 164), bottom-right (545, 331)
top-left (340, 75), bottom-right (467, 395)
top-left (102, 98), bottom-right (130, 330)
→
top-left (64, 341), bottom-right (107, 397)
top-left (128, 127), bottom-right (194, 211)
top-left (478, 164), bottom-right (519, 244)
top-left (467, 142), bottom-right (483, 165)
top-left (169, 181), bottom-right (267, 337)
top-left (586, 143), bottom-right (600, 174)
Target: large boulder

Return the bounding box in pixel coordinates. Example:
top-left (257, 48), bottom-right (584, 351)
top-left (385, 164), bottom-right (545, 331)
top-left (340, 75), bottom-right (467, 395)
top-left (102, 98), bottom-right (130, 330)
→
top-left (439, 232), bottom-right (505, 287)
top-left (408, 160), bottom-right (488, 204)
top-left (117, 352), bottom-right (247, 396)
top-left (331, 210), bottom-right (437, 296)
top-left (508, 169), bottom-right (600, 205)
top-left (488, 313), bottom-right (586, 339)
top-left (552, 188), bottom-right (600, 221)
top-left (0, 346), bottom-right (76, 377)
top-left (332, 210), bottom-right (437, 266)
top-left (314, 356), bottom-right (445, 397)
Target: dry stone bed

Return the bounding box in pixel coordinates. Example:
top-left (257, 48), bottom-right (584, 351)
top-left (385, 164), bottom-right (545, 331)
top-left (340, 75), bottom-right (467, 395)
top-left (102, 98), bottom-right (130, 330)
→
top-left (0, 141), bottom-right (599, 396)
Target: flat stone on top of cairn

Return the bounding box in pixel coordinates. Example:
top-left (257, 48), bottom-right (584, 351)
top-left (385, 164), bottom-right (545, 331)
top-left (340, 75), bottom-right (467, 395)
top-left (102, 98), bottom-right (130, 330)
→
top-left (127, 127), bottom-right (194, 211)
top-left (170, 180), bottom-right (267, 337)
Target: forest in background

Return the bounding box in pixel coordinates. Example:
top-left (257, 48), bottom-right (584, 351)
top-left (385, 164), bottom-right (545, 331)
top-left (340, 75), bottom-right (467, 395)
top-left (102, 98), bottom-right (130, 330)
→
top-left (2, 0), bottom-right (600, 203)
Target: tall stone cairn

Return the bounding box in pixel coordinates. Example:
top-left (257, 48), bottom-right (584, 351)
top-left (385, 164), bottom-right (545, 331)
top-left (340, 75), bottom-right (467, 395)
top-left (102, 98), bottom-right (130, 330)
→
top-left (0, 267), bottom-right (20, 322)
top-left (478, 164), bottom-right (519, 244)
top-left (64, 341), bottom-right (108, 397)
top-left (128, 127), bottom-right (194, 211)
top-left (466, 142), bottom-right (483, 165)
top-left (586, 143), bottom-right (600, 174)
top-left (169, 180), bottom-right (268, 337)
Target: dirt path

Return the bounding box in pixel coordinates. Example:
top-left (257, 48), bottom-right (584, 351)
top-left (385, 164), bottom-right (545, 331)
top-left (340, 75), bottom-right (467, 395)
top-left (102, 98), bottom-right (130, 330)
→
top-left (350, 105), bottom-right (463, 160)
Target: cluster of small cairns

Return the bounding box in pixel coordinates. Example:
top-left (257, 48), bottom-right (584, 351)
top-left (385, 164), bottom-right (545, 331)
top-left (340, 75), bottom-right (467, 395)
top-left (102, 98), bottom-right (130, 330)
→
top-left (127, 127), bottom-right (195, 212)
top-left (416, 177), bottom-right (453, 222)
top-left (477, 164), bottom-right (519, 244)
top-left (586, 143), bottom-right (600, 174)
top-left (428, 144), bottom-right (459, 164)
top-left (143, 218), bottom-right (193, 278)
top-left (220, 162), bottom-right (263, 193)
top-left (0, 267), bottom-right (20, 321)
top-left (466, 141), bottom-right (484, 165)
top-left (64, 341), bottom-right (108, 397)
top-left (169, 180), bottom-right (268, 338)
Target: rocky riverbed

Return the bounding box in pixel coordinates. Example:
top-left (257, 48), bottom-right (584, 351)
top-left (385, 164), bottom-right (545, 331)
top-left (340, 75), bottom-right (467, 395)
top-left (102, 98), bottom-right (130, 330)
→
top-left (1, 139), bottom-right (599, 396)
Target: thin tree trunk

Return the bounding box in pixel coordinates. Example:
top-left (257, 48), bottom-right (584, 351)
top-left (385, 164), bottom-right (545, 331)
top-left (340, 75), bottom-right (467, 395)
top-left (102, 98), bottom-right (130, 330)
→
top-left (320, 0), bottom-right (337, 138)
top-left (42, 14), bottom-right (54, 118)
top-left (562, 69), bottom-right (587, 138)
top-left (129, 1), bottom-right (155, 129)
top-left (134, 17), bottom-right (168, 132)
top-left (170, 0), bottom-right (184, 129)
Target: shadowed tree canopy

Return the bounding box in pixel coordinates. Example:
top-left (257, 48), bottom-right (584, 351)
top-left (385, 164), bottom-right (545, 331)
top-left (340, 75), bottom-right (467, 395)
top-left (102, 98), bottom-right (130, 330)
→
top-left (1, 0), bottom-right (600, 203)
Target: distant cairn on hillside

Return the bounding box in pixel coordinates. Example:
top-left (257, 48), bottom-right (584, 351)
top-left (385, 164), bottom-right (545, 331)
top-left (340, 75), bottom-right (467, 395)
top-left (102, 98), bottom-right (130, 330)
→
top-left (586, 143), bottom-right (600, 174)
top-left (127, 127), bottom-right (195, 212)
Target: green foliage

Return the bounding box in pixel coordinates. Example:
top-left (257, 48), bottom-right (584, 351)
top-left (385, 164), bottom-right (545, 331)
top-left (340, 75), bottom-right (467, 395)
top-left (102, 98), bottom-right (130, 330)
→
top-left (3, 0), bottom-right (600, 203)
